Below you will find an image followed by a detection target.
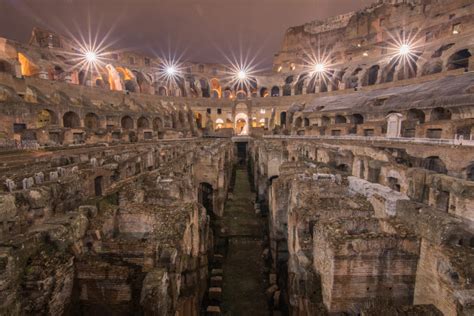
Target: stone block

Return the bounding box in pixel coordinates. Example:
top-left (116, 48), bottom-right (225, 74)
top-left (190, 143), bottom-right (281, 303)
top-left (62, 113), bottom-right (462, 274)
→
top-left (209, 287), bottom-right (222, 301)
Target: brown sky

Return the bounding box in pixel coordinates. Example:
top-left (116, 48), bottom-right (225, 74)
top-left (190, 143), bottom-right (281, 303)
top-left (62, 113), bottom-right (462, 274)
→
top-left (0, 0), bottom-right (372, 68)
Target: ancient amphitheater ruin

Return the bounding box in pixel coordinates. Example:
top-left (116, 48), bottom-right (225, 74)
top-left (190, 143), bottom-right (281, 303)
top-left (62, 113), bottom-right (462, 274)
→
top-left (0, 0), bottom-right (473, 315)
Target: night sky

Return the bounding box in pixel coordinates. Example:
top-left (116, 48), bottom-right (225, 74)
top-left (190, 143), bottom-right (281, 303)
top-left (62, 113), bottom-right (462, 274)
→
top-left (0, 0), bottom-right (371, 68)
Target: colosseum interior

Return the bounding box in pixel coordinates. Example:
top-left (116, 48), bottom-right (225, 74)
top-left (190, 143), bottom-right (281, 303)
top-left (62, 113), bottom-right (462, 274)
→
top-left (0, 0), bottom-right (473, 315)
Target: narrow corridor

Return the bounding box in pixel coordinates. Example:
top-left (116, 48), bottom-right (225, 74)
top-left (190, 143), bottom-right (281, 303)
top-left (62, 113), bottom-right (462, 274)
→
top-left (220, 167), bottom-right (269, 315)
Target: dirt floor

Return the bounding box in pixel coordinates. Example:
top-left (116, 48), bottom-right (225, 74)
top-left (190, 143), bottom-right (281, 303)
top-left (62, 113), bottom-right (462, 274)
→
top-left (220, 168), bottom-right (270, 316)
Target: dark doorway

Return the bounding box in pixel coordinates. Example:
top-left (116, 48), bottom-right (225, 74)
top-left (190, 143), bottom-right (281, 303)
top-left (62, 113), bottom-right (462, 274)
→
top-left (94, 176), bottom-right (103, 196)
top-left (236, 142), bottom-right (247, 165)
top-left (198, 182), bottom-right (213, 215)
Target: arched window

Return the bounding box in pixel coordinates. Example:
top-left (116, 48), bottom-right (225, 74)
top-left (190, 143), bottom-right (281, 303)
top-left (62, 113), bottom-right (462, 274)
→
top-left (37, 109), bottom-right (58, 128)
top-left (260, 87), bottom-right (268, 97)
top-left (447, 49), bottom-right (471, 70)
top-left (294, 117), bottom-right (303, 128)
top-left (335, 115), bottom-right (347, 124)
top-left (63, 111), bottom-right (81, 128)
top-left (283, 76), bottom-right (293, 96)
top-left (304, 118), bottom-right (310, 127)
top-left (351, 114), bottom-right (364, 124)
top-left (422, 156), bottom-right (448, 174)
top-left (407, 109), bottom-right (426, 123)
top-left (85, 113), bottom-right (100, 129)
top-left (137, 116), bottom-right (150, 129)
top-left (153, 117), bottom-right (163, 131)
top-left (321, 116), bottom-right (330, 126)
top-left (121, 116), bottom-right (134, 129)
top-left (431, 107), bottom-right (452, 121)
top-left (366, 65), bottom-right (380, 86)
top-left (280, 112), bottom-right (287, 126)
top-left (271, 86), bottom-right (280, 97)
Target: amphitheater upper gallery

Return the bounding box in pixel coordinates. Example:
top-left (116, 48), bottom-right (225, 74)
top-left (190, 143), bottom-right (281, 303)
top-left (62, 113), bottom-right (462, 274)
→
top-left (0, 0), bottom-right (473, 315)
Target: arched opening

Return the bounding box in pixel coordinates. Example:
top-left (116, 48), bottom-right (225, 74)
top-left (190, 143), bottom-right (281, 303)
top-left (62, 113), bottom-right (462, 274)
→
top-left (236, 90), bottom-right (247, 100)
top-left (422, 60), bottom-right (443, 76)
top-left (422, 156), bottom-right (448, 174)
top-left (295, 73), bottom-right (307, 95)
top-left (304, 118), bottom-right (310, 127)
top-left (210, 78), bottom-right (221, 99)
top-left (271, 86), bottom-right (280, 97)
top-left (235, 112), bottom-right (249, 135)
top-left (158, 86), bottom-right (168, 96)
top-left (198, 182), bottom-right (214, 216)
top-left (223, 87), bottom-right (232, 99)
top-left (121, 116), bottom-right (134, 129)
top-left (383, 58), bottom-right (400, 83)
top-left (84, 113), bottom-right (100, 129)
top-left (260, 87), bottom-right (269, 97)
top-left (195, 113), bottom-right (203, 128)
top-left (283, 76), bottom-right (293, 96)
top-left (431, 107), bottom-right (452, 121)
top-left (200, 78), bottom-right (210, 98)
top-left (215, 118), bottom-right (224, 130)
top-left (387, 177), bottom-right (401, 192)
top-left (466, 163), bottom-right (474, 181)
top-left (53, 65), bottom-right (64, 80)
top-left (137, 116), bottom-right (150, 129)
top-left (37, 109), bottom-right (58, 128)
top-left (280, 112), bottom-right (287, 126)
top-left (321, 116), bottom-right (330, 126)
top-left (351, 114), bottom-right (364, 125)
top-left (94, 176), bottom-right (103, 196)
top-left (346, 68), bottom-right (362, 89)
top-left (0, 59), bottom-right (13, 74)
top-left (398, 56), bottom-right (419, 80)
top-left (407, 109), bottom-right (425, 123)
top-left (365, 65), bottom-right (380, 86)
top-left (63, 111), bottom-right (81, 128)
top-left (336, 164), bottom-right (350, 173)
top-left (153, 117), bottom-right (163, 131)
top-left (294, 117), bottom-right (303, 129)
top-left (335, 115), bottom-right (347, 124)
top-left (447, 49), bottom-right (471, 70)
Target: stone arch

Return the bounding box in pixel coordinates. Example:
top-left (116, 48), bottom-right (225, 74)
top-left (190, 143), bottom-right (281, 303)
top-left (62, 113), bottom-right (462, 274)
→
top-left (260, 87), bottom-right (269, 97)
top-left (198, 182), bottom-right (214, 216)
top-left (466, 162), bottom-right (474, 181)
top-left (422, 156), bottom-right (447, 174)
top-left (431, 107), bottom-right (452, 121)
top-left (271, 86), bottom-right (280, 97)
top-left (84, 112), bottom-right (100, 129)
top-left (200, 78), bottom-right (210, 98)
top-left (422, 60), bottom-right (443, 76)
top-left (210, 78), bottom-right (221, 99)
top-left (321, 116), bottom-right (330, 126)
top-left (153, 117), bottom-right (163, 131)
top-left (0, 59), bottom-right (14, 75)
top-left (63, 111), bottom-right (81, 128)
top-left (381, 57), bottom-right (400, 83)
top-left (157, 86), bottom-right (168, 96)
top-left (280, 111), bottom-right (287, 126)
top-left (121, 115), bottom-right (134, 129)
top-left (351, 114), bottom-right (364, 125)
top-left (335, 115), bottom-right (347, 124)
top-left (37, 109), bottom-right (58, 128)
top-left (364, 65), bottom-right (380, 86)
top-left (346, 68), bottom-right (362, 89)
top-left (294, 73), bottom-right (307, 95)
top-left (194, 113), bottom-right (203, 128)
top-left (235, 112), bottom-right (249, 135)
top-left (294, 117), bottom-right (303, 129)
top-left (304, 117), bottom-right (310, 127)
top-left (137, 116), bottom-right (150, 129)
top-left (397, 56), bottom-right (419, 80)
top-left (283, 76), bottom-right (293, 96)
top-left (407, 108), bottom-right (426, 123)
top-left (446, 49), bottom-right (471, 70)
top-left (236, 90), bottom-right (247, 100)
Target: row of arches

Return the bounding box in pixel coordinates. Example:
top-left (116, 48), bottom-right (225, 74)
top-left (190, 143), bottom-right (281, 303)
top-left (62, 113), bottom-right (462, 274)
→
top-left (34, 109), bottom-right (189, 131)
